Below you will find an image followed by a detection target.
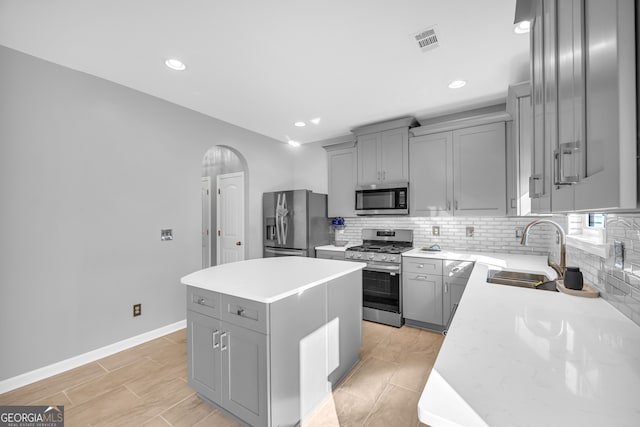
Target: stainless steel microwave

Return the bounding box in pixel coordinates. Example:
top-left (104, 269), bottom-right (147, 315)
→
top-left (355, 183), bottom-right (409, 215)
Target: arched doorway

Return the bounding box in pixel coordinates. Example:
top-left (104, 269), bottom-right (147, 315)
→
top-left (202, 145), bottom-right (249, 267)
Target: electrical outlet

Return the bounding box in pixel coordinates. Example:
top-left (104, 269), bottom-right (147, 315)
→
top-left (133, 304), bottom-right (141, 317)
top-left (161, 229), bottom-right (173, 241)
top-left (515, 227), bottom-right (524, 239)
top-left (466, 226), bottom-right (474, 238)
top-left (432, 226), bottom-right (440, 236)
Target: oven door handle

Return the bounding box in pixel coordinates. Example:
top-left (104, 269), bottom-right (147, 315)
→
top-left (364, 265), bottom-right (401, 274)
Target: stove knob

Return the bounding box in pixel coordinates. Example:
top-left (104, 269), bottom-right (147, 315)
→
top-left (381, 255), bottom-right (387, 261)
top-left (356, 254), bottom-right (362, 259)
top-left (368, 254), bottom-right (375, 260)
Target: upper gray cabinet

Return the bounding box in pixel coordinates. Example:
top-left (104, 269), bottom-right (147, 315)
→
top-left (410, 113), bottom-right (509, 217)
top-left (527, 0), bottom-right (637, 212)
top-left (352, 117), bottom-right (415, 185)
top-left (506, 82), bottom-right (533, 216)
top-left (324, 141), bottom-right (357, 217)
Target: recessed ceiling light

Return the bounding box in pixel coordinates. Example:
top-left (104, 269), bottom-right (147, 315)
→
top-left (448, 80), bottom-right (467, 89)
top-left (294, 121), bottom-right (306, 127)
top-left (514, 21), bottom-right (531, 34)
top-left (310, 117), bottom-right (321, 125)
top-left (288, 140), bottom-right (301, 147)
top-left (165, 58), bottom-right (186, 71)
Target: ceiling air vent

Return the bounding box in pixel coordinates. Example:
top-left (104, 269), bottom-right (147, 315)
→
top-left (413, 26), bottom-right (439, 52)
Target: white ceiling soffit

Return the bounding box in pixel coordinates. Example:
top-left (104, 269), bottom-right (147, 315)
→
top-left (0, 0), bottom-right (529, 144)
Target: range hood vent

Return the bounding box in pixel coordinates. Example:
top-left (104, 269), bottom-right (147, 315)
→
top-left (413, 26), bottom-right (439, 52)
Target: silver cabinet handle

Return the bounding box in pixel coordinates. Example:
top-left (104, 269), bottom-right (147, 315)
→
top-left (451, 267), bottom-right (461, 273)
top-left (444, 282), bottom-right (449, 293)
top-left (418, 264), bottom-right (424, 268)
top-left (212, 330), bottom-right (220, 349)
top-left (416, 275), bottom-right (428, 280)
top-left (197, 297), bottom-right (205, 305)
top-left (554, 141), bottom-right (580, 185)
top-left (220, 332), bottom-right (228, 351)
top-left (455, 200), bottom-right (459, 210)
top-left (447, 200), bottom-right (451, 211)
top-left (382, 170), bottom-right (386, 180)
top-left (377, 171), bottom-right (381, 181)
top-left (237, 308), bottom-right (245, 316)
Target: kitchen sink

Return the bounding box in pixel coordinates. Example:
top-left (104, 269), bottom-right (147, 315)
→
top-left (486, 269), bottom-right (558, 292)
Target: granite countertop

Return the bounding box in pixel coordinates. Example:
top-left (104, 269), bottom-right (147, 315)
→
top-left (181, 256), bottom-right (366, 303)
top-left (412, 250), bottom-right (640, 427)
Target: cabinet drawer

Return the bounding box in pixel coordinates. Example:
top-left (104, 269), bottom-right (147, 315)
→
top-left (187, 286), bottom-right (221, 319)
top-left (317, 250), bottom-right (345, 260)
top-left (444, 260), bottom-right (474, 279)
top-left (403, 257), bottom-right (442, 275)
top-left (221, 294), bottom-right (269, 334)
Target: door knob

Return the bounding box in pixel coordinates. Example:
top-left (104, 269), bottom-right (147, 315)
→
top-left (236, 241), bottom-right (242, 246)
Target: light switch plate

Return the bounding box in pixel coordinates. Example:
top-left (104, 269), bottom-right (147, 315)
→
top-left (515, 227), bottom-right (524, 239)
top-left (432, 226), bottom-right (440, 236)
top-left (466, 226), bottom-right (474, 238)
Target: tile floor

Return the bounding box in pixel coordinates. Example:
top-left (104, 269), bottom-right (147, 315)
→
top-left (0, 321), bottom-right (442, 426)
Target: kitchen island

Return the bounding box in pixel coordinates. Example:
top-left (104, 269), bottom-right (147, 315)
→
top-left (410, 250), bottom-right (640, 427)
top-left (181, 256), bottom-right (365, 427)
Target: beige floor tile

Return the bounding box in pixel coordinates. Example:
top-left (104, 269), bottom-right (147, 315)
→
top-left (194, 408), bottom-right (242, 427)
top-left (363, 384), bottom-right (420, 427)
top-left (28, 391), bottom-right (74, 408)
top-left (0, 362), bottom-right (107, 405)
top-left (164, 328), bottom-right (187, 345)
top-left (301, 393), bottom-right (340, 427)
top-left (333, 387), bottom-right (376, 427)
top-left (142, 415), bottom-right (172, 426)
top-left (338, 357), bottom-right (399, 406)
top-left (389, 351), bottom-right (436, 393)
top-left (65, 385), bottom-right (143, 426)
top-left (97, 337), bottom-right (176, 372)
top-left (160, 393), bottom-right (215, 427)
top-left (66, 358), bottom-right (161, 405)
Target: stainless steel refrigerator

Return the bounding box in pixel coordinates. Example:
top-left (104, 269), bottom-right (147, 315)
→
top-left (263, 190), bottom-right (330, 257)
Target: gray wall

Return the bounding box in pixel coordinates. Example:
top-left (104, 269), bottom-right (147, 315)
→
top-left (0, 46), bottom-right (294, 381)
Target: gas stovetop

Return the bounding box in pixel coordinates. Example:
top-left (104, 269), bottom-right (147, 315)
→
top-left (345, 229), bottom-right (414, 263)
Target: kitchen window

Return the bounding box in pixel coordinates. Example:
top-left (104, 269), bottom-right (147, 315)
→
top-left (566, 213), bottom-right (607, 258)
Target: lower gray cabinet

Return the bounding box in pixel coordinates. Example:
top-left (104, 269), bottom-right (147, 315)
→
top-left (403, 257), bottom-right (473, 329)
top-left (403, 274), bottom-right (443, 325)
top-left (187, 311), bottom-right (267, 426)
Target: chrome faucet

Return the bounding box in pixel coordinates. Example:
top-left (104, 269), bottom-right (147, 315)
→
top-left (520, 219), bottom-right (566, 278)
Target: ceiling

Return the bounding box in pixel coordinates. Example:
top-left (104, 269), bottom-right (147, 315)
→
top-left (0, 0), bottom-right (529, 145)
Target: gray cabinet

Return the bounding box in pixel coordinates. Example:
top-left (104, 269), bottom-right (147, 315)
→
top-left (528, 0), bottom-right (636, 212)
top-left (410, 119), bottom-right (507, 217)
top-left (357, 127), bottom-right (409, 185)
top-left (316, 249), bottom-right (345, 260)
top-left (403, 257), bottom-right (473, 329)
top-left (187, 270), bottom-right (363, 426)
top-left (506, 82), bottom-right (533, 216)
top-left (325, 142), bottom-right (357, 217)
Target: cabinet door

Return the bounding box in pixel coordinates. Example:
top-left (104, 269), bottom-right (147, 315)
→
top-left (187, 311), bottom-right (222, 404)
top-left (453, 122), bottom-right (507, 216)
top-left (403, 274), bottom-right (443, 325)
top-left (409, 132), bottom-right (454, 216)
top-left (221, 321), bottom-right (268, 427)
top-left (574, 0), bottom-right (636, 210)
top-left (530, 0), bottom-right (552, 213)
top-left (327, 147), bottom-right (357, 217)
top-left (443, 278), bottom-right (467, 326)
top-left (357, 133), bottom-right (381, 184)
top-left (380, 128), bottom-right (409, 182)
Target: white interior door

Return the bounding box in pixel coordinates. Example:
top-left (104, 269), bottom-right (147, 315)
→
top-left (217, 172), bottom-right (245, 265)
top-left (201, 177), bottom-right (212, 268)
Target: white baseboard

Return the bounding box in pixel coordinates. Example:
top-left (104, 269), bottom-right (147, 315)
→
top-left (0, 319), bottom-right (187, 395)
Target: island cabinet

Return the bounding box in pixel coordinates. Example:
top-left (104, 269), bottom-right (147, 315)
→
top-left (402, 256), bottom-right (473, 329)
top-left (409, 117), bottom-right (508, 217)
top-left (184, 259), bottom-right (363, 427)
top-left (316, 249), bottom-right (345, 260)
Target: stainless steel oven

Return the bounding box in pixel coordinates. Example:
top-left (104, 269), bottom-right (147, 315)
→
top-left (355, 182), bottom-right (409, 215)
top-left (345, 229), bottom-right (413, 327)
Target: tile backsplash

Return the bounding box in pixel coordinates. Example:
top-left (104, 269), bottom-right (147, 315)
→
top-left (337, 215), bottom-right (565, 262)
top-left (567, 213), bottom-right (640, 326)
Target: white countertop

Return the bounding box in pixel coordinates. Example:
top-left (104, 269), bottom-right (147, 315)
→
top-left (181, 256), bottom-right (366, 303)
top-left (415, 251), bottom-right (640, 427)
top-left (315, 244), bottom-right (358, 252)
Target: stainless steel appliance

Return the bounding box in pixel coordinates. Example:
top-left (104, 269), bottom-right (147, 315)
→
top-left (355, 182), bottom-right (409, 215)
top-left (263, 189), bottom-right (330, 257)
top-left (345, 229), bottom-right (413, 327)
